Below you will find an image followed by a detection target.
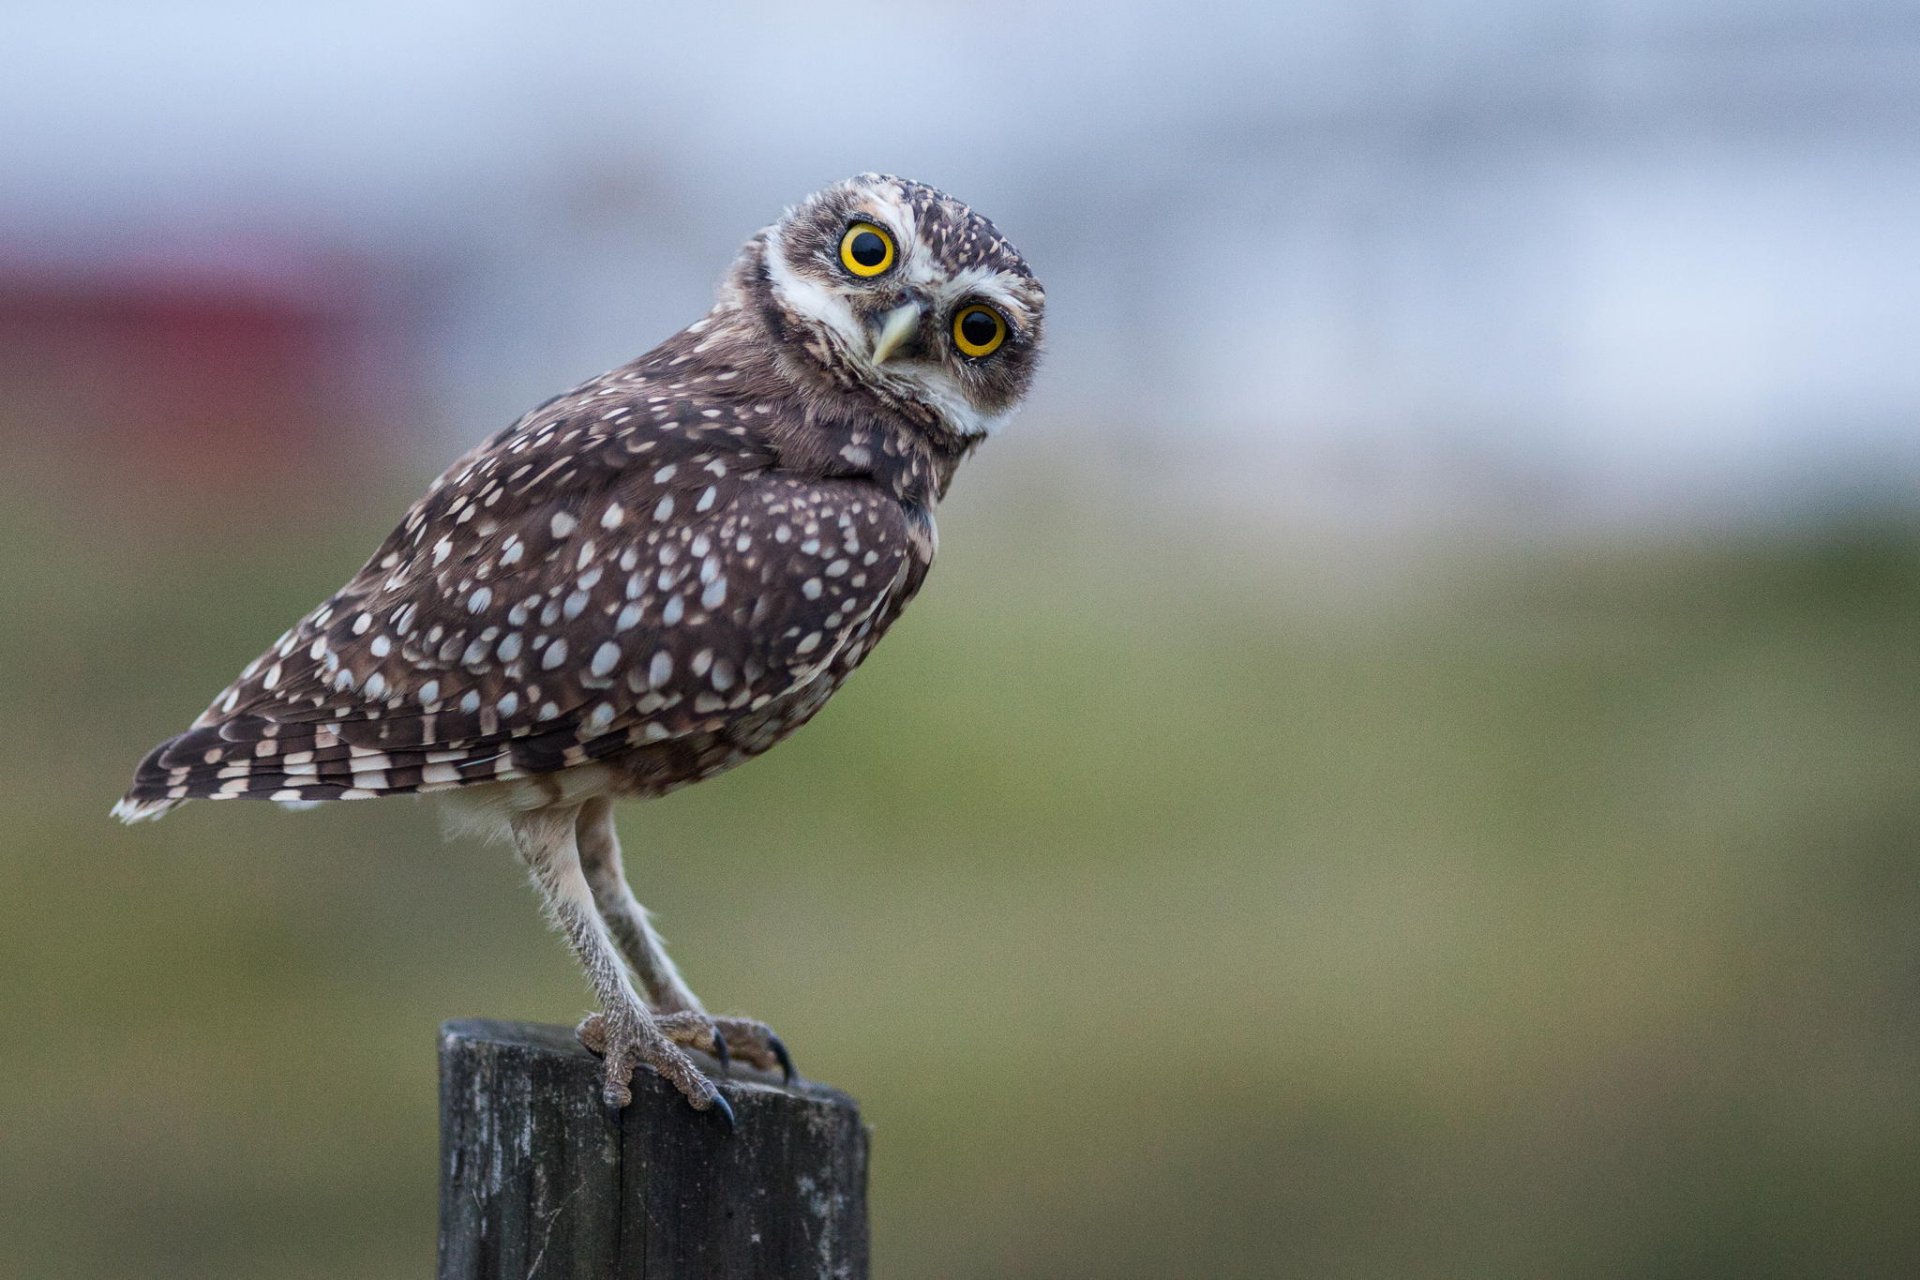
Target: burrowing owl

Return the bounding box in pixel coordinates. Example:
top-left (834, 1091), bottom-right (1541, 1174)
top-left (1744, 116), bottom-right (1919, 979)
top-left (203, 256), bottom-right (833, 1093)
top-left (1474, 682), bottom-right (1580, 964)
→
top-left (114, 175), bottom-right (1045, 1125)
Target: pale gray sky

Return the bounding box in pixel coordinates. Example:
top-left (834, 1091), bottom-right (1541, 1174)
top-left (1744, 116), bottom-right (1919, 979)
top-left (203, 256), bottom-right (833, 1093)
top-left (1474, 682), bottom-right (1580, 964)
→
top-left (9, 0), bottom-right (1918, 524)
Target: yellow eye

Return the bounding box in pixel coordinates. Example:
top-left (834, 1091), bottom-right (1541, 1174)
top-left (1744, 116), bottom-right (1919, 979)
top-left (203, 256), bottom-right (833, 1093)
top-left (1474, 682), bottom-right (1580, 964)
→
top-left (838, 222), bottom-right (895, 277)
top-left (951, 304), bottom-right (1007, 357)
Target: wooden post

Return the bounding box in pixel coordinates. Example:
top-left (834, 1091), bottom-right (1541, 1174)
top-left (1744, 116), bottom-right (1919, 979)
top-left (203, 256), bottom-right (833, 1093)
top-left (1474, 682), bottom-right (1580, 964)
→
top-left (436, 1018), bottom-right (870, 1280)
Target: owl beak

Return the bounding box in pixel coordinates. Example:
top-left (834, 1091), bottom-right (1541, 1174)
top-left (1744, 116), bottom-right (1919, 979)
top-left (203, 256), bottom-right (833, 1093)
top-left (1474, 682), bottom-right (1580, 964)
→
top-left (870, 300), bottom-right (923, 365)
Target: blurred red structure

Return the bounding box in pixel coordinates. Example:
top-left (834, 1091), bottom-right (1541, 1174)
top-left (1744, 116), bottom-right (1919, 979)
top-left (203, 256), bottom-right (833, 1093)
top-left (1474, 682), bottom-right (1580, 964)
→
top-left (0, 248), bottom-right (412, 490)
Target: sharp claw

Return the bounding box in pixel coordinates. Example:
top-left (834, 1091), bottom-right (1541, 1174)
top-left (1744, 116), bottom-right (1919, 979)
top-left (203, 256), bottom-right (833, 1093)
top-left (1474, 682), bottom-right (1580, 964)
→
top-left (710, 1028), bottom-right (731, 1075)
top-left (768, 1033), bottom-right (795, 1085)
top-left (705, 1090), bottom-right (736, 1136)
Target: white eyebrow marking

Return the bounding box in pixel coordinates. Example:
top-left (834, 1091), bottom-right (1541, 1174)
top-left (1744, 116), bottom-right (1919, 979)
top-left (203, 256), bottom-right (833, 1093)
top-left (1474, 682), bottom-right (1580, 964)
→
top-left (936, 265), bottom-right (1031, 326)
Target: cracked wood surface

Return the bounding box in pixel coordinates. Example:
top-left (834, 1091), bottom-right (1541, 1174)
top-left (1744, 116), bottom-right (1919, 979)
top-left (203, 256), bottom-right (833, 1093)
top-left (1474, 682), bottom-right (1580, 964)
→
top-left (437, 1018), bottom-right (869, 1279)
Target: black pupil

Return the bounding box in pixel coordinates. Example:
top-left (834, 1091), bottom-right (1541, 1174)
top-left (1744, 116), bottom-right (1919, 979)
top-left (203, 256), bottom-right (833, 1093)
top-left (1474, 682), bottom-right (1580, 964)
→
top-left (848, 230), bottom-right (886, 267)
top-left (960, 309), bottom-right (999, 349)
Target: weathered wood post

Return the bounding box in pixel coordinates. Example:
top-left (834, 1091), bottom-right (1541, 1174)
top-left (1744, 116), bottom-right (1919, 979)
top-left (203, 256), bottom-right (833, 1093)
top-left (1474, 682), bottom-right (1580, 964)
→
top-left (437, 1019), bottom-right (870, 1279)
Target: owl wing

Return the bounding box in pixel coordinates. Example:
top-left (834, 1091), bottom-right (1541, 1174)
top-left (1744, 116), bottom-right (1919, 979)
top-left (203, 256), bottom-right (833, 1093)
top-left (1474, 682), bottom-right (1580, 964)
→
top-left (118, 379), bottom-right (920, 813)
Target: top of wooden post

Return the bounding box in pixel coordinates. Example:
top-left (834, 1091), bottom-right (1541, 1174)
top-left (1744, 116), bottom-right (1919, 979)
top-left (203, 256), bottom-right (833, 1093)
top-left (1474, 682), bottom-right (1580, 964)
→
top-left (437, 1018), bottom-right (870, 1280)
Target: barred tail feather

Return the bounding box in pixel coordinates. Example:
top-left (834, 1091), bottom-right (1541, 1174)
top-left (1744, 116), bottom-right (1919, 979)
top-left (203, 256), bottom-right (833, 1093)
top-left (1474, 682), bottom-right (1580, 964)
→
top-left (116, 716), bottom-right (528, 821)
top-left (110, 795), bottom-right (182, 824)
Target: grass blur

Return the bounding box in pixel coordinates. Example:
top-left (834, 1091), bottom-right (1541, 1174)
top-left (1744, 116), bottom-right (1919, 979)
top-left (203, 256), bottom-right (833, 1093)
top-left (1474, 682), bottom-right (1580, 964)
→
top-left (1, 443), bottom-right (1917, 1279)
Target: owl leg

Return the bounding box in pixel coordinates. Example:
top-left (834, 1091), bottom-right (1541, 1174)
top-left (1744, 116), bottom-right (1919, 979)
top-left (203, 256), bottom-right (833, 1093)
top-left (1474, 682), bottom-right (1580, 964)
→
top-left (574, 797), bottom-right (794, 1082)
top-left (510, 804), bottom-right (732, 1126)
top-left (575, 797), bottom-right (703, 1013)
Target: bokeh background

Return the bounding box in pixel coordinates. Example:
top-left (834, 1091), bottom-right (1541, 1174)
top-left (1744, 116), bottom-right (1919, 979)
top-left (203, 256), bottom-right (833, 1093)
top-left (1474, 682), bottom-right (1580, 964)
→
top-left (4, 2), bottom-right (1918, 1276)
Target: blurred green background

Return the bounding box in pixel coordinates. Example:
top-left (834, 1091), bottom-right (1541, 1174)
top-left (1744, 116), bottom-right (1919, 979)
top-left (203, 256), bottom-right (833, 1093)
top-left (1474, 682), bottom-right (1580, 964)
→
top-left (2, 442), bottom-right (1916, 1278)
top-left (8, 1), bottom-right (1920, 1275)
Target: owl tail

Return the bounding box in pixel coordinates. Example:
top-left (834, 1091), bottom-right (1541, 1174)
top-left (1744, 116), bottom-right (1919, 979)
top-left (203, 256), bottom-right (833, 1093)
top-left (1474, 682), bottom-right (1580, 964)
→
top-left (110, 795), bottom-right (182, 824)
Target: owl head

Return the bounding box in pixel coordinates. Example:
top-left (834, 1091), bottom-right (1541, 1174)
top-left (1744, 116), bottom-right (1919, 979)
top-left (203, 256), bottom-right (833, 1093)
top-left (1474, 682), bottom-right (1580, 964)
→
top-left (750, 174), bottom-right (1045, 440)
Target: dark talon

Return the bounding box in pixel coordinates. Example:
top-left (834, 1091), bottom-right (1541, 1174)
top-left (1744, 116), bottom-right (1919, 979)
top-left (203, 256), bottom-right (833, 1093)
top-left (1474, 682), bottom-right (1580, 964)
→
top-left (705, 1090), bottom-right (736, 1136)
top-left (769, 1033), bottom-right (796, 1085)
top-left (711, 1028), bottom-right (731, 1074)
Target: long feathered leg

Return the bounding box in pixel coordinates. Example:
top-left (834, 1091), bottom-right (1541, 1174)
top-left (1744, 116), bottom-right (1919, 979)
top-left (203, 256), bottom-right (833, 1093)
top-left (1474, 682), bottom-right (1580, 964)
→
top-left (575, 797), bottom-right (703, 1013)
top-left (510, 803), bottom-right (731, 1124)
top-left (574, 797), bottom-right (793, 1081)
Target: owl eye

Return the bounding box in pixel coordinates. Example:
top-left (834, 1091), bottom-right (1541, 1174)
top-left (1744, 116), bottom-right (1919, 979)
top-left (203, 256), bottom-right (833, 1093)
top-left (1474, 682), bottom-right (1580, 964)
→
top-left (838, 222), bottom-right (896, 277)
top-left (951, 304), bottom-right (1008, 358)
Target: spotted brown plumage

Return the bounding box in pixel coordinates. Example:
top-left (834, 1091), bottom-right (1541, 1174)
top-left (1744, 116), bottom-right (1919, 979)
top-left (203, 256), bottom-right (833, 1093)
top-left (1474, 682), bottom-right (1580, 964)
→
top-left (124, 366), bottom-right (926, 808)
top-left (115, 175), bottom-right (1046, 1120)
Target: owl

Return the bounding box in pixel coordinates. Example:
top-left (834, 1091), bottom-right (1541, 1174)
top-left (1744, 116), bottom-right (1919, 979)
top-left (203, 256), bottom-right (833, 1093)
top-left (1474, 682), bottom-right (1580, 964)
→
top-left (115, 175), bottom-right (1046, 1126)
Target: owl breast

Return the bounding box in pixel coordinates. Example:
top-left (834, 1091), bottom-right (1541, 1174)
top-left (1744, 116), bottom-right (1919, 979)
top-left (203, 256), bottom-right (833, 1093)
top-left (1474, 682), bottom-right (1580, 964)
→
top-left (600, 560), bottom-right (921, 799)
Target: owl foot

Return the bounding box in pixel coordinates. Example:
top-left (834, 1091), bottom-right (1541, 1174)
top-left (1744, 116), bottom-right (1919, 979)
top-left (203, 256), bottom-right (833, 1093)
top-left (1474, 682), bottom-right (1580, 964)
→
top-left (652, 1011), bottom-right (796, 1084)
top-left (576, 1010), bottom-right (734, 1132)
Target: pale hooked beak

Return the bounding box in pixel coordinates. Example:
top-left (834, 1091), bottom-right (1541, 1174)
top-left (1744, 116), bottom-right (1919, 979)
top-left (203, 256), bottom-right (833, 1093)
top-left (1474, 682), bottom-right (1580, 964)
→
top-left (870, 300), bottom-right (923, 364)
